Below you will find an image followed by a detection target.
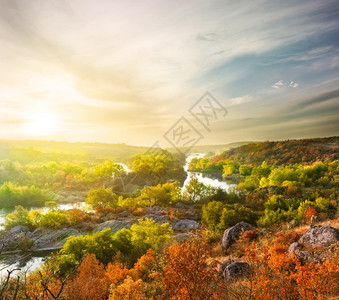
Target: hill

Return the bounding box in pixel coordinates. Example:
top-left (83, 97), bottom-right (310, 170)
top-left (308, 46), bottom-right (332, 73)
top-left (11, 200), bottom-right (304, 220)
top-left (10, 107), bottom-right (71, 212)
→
top-left (210, 136), bottom-right (339, 165)
top-left (0, 139), bottom-right (148, 164)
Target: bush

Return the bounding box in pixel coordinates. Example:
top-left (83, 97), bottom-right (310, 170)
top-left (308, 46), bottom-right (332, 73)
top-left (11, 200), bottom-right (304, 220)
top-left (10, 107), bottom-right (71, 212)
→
top-left (38, 210), bottom-right (68, 229)
top-left (0, 182), bottom-right (52, 208)
top-left (216, 204), bottom-right (258, 232)
top-left (4, 205), bottom-right (31, 229)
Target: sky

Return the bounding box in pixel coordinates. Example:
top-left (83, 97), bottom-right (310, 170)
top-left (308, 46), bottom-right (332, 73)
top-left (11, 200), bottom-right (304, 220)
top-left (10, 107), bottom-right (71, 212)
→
top-left (0, 0), bottom-right (338, 147)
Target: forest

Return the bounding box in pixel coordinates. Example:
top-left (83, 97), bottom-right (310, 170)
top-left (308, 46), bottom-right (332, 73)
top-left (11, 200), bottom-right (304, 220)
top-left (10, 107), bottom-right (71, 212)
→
top-left (0, 137), bottom-right (338, 299)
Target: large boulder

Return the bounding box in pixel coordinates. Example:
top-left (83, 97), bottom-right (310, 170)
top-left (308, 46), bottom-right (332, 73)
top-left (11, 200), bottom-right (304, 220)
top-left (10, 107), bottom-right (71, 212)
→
top-left (298, 225), bottom-right (339, 248)
top-left (287, 225), bottom-right (339, 264)
top-left (221, 222), bottom-right (254, 250)
top-left (219, 259), bottom-right (250, 280)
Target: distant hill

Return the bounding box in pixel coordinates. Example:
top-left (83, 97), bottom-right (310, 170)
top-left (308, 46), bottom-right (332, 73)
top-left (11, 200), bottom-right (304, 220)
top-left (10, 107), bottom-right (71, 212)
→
top-left (172, 141), bottom-right (257, 156)
top-left (210, 136), bottom-right (339, 165)
top-left (0, 139), bottom-right (148, 164)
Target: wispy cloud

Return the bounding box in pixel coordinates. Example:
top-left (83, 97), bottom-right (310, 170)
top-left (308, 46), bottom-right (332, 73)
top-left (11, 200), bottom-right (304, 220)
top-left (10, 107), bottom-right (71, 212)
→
top-left (0, 0), bottom-right (338, 144)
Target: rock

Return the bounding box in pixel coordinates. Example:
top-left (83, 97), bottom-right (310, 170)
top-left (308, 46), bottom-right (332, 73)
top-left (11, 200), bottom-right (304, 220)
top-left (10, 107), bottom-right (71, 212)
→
top-left (145, 206), bottom-right (165, 217)
top-left (298, 225), bottom-right (339, 248)
top-left (93, 219), bottom-right (136, 233)
top-left (31, 228), bottom-right (81, 250)
top-left (144, 214), bottom-right (169, 224)
top-left (219, 259), bottom-right (250, 280)
top-left (9, 225), bottom-right (30, 235)
top-left (287, 242), bottom-right (313, 264)
top-left (221, 222), bottom-right (254, 250)
top-left (287, 219), bottom-right (300, 230)
top-left (118, 211), bottom-right (130, 218)
top-left (172, 220), bottom-right (199, 230)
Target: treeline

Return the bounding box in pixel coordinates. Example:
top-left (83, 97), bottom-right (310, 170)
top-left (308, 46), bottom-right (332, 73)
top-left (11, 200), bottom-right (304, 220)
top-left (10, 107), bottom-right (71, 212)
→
top-left (0, 139), bottom-right (148, 164)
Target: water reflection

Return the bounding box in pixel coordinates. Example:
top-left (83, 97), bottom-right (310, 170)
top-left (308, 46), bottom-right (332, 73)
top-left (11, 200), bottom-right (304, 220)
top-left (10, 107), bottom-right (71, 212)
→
top-left (182, 154), bottom-right (236, 192)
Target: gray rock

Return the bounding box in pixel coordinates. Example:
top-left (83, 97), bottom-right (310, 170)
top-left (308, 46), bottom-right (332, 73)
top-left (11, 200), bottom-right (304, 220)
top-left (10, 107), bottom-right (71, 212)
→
top-left (144, 214), bottom-right (169, 224)
top-left (172, 219), bottom-right (199, 230)
top-left (221, 222), bottom-right (254, 250)
top-left (31, 228), bottom-right (81, 250)
top-left (298, 225), bottom-right (339, 248)
top-left (219, 259), bottom-right (250, 280)
top-left (9, 225), bottom-right (30, 235)
top-left (287, 242), bottom-right (313, 264)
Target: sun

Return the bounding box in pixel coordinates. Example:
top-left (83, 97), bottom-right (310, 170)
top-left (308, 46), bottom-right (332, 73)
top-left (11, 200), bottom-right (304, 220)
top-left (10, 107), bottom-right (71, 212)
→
top-left (23, 111), bottom-right (59, 136)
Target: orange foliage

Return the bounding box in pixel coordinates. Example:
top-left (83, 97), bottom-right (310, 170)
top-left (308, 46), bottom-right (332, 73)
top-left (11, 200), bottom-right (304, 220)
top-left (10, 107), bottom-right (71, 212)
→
top-left (109, 276), bottom-right (146, 300)
top-left (106, 262), bottom-right (129, 286)
top-left (64, 254), bottom-right (109, 300)
top-left (272, 229), bottom-right (306, 246)
top-left (292, 253), bottom-right (339, 300)
top-left (241, 241), bottom-right (339, 300)
top-left (129, 248), bottom-right (157, 281)
top-left (305, 206), bottom-right (319, 223)
top-left (162, 237), bottom-right (221, 300)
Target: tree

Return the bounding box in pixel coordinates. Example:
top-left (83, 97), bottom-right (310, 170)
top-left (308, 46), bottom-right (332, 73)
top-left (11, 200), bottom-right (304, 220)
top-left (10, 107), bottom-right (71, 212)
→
top-left (86, 188), bottom-right (118, 209)
top-left (162, 236), bottom-right (220, 299)
top-left (64, 254), bottom-right (109, 300)
top-left (183, 177), bottom-right (210, 203)
top-left (202, 201), bottom-right (224, 232)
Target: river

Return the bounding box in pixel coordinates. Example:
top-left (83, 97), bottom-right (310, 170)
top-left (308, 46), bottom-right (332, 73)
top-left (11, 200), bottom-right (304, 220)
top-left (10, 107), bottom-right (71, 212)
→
top-left (0, 156), bottom-right (235, 278)
top-left (183, 153), bottom-right (236, 193)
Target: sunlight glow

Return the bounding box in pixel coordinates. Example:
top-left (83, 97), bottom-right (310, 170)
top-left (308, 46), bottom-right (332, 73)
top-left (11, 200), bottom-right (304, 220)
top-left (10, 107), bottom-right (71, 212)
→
top-left (23, 111), bottom-right (59, 136)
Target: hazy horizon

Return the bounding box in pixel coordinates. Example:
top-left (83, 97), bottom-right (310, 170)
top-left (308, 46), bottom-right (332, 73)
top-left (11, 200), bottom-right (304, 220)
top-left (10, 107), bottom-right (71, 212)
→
top-left (1, 0), bottom-right (338, 147)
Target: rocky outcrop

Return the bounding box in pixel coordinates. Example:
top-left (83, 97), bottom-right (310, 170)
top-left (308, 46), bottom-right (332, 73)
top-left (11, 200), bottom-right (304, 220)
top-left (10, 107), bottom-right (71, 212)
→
top-left (287, 225), bottom-right (339, 264)
top-left (221, 222), bottom-right (254, 250)
top-left (1, 226), bottom-right (82, 252)
top-left (219, 259), bottom-right (250, 280)
top-left (298, 225), bottom-right (339, 248)
top-left (172, 220), bottom-right (199, 230)
top-left (31, 228), bottom-right (82, 250)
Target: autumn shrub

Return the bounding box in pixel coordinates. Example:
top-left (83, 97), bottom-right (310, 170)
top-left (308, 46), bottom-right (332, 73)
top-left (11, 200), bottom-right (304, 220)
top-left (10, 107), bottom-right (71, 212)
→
top-left (304, 205), bottom-right (319, 224)
top-left (109, 276), bottom-right (146, 300)
top-left (67, 208), bottom-right (87, 225)
top-left (131, 207), bottom-right (145, 216)
top-left (64, 254), bottom-right (109, 300)
top-left (162, 236), bottom-right (222, 299)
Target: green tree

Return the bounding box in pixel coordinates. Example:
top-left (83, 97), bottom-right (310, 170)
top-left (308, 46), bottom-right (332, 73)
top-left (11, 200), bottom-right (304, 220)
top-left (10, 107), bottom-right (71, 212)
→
top-left (202, 201), bottom-right (224, 232)
top-left (85, 188), bottom-right (118, 209)
top-left (183, 177), bottom-right (210, 203)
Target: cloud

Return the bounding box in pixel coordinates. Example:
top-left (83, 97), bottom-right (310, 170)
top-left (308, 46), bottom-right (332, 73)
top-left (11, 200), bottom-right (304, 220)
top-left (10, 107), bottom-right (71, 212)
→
top-left (272, 80), bottom-right (285, 89)
top-left (294, 89), bottom-right (339, 110)
top-left (289, 81), bottom-right (299, 88)
top-left (272, 80), bottom-right (299, 89)
top-left (229, 95), bottom-right (254, 106)
top-left (0, 0), bottom-right (338, 144)
top-left (197, 33), bottom-right (219, 42)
